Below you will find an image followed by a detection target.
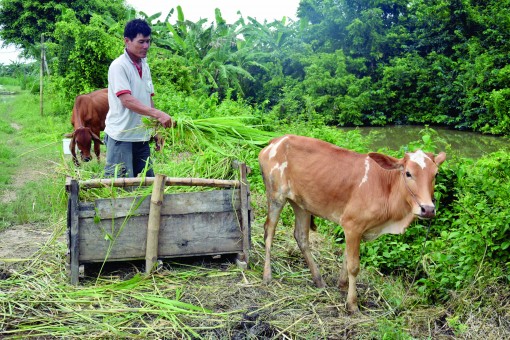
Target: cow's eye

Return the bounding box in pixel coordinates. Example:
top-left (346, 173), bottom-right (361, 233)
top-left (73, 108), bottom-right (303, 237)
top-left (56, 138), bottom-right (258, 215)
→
top-left (405, 171), bottom-right (412, 178)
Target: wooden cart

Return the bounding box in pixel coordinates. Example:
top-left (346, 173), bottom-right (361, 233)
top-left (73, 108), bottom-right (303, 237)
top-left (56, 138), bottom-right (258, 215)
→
top-left (66, 163), bottom-right (251, 284)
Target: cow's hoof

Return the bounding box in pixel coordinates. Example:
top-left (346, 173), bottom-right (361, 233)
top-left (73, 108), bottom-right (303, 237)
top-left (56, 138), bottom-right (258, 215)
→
top-left (346, 303), bottom-right (360, 315)
top-left (314, 278), bottom-right (326, 288)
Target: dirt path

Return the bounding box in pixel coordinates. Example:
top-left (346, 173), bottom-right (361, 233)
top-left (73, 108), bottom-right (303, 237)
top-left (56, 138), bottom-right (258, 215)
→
top-left (0, 118), bottom-right (64, 263)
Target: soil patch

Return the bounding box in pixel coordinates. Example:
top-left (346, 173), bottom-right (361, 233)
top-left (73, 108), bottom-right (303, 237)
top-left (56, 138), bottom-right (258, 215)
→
top-left (0, 224), bottom-right (55, 260)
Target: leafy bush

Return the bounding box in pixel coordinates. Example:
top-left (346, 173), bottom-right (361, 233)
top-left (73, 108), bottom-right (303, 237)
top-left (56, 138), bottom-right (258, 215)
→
top-left (48, 10), bottom-right (122, 103)
top-left (417, 151), bottom-right (510, 300)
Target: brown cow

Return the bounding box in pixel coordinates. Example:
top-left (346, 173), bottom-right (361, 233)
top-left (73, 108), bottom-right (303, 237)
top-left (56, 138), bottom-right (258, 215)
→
top-left (258, 134), bottom-right (446, 313)
top-left (65, 88), bottom-right (164, 165)
top-left (65, 88), bottom-right (108, 165)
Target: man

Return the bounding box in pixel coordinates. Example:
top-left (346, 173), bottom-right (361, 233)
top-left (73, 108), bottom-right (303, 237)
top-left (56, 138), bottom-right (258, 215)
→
top-left (104, 19), bottom-right (174, 178)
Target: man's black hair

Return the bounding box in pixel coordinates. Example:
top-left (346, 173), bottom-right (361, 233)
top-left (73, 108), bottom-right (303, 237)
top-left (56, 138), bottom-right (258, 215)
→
top-left (124, 19), bottom-right (151, 40)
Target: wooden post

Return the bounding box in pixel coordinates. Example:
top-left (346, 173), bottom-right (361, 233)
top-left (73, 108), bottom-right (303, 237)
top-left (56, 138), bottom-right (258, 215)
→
top-left (69, 179), bottom-right (80, 284)
top-left (39, 33), bottom-right (44, 116)
top-left (145, 174), bottom-right (166, 274)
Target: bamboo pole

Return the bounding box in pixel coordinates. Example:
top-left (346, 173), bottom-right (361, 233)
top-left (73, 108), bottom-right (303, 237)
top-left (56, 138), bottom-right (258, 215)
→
top-left (145, 174), bottom-right (166, 274)
top-left (71, 176), bottom-right (240, 190)
top-left (39, 33), bottom-right (44, 116)
top-left (238, 162), bottom-right (250, 266)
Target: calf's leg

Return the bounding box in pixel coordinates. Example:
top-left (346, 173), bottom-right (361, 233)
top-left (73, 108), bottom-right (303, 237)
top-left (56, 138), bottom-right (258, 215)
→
top-left (341, 230), bottom-right (362, 313)
top-left (291, 202), bottom-right (326, 288)
top-left (338, 254), bottom-right (348, 291)
top-left (262, 199), bottom-right (285, 284)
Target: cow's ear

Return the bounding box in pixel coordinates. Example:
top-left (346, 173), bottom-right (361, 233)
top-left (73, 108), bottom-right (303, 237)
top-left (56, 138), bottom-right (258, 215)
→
top-left (64, 132), bottom-right (74, 138)
top-left (434, 152), bottom-right (446, 166)
top-left (90, 131), bottom-right (102, 142)
top-left (368, 152), bottom-right (403, 171)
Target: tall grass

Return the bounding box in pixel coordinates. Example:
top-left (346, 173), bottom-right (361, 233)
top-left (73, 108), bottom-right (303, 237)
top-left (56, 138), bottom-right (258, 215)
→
top-left (0, 77), bottom-right (19, 87)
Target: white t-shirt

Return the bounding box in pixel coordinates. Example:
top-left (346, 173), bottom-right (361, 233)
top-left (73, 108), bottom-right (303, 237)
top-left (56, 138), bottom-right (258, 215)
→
top-left (105, 49), bottom-right (155, 141)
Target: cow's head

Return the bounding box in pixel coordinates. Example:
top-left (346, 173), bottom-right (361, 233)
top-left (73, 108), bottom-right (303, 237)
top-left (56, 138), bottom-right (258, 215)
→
top-left (64, 127), bottom-right (102, 165)
top-left (368, 150), bottom-right (447, 219)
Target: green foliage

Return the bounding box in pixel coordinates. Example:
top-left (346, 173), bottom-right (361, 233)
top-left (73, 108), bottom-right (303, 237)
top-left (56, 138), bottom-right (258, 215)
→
top-left (0, 0), bottom-right (126, 56)
top-left (48, 10), bottom-right (123, 102)
top-left (0, 63), bottom-right (39, 91)
top-left (274, 50), bottom-right (373, 126)
top-left (417, 151), bottom-right (510, 300)
top-left (0, 129), bottom-right (16, 188)
top-left (150, 7), bottom-right (258, 100)
top-left (294, 0), bottom-right (510, 133)
top-left (149, 53), bottom-right (193, 94)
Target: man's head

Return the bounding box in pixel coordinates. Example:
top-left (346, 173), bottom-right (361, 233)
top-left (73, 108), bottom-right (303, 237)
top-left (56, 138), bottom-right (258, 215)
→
top-left (124, 19), bottom-right (151, 60)
top-left (124, 19), bottom-right (151, 40)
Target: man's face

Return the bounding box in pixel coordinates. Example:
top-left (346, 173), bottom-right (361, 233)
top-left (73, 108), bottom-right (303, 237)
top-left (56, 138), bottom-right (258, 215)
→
top-left (125, 33), bottom-right (151, 60)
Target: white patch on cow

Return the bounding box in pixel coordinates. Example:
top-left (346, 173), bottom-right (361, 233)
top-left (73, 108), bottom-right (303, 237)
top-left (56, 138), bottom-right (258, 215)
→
top-left (268, 136), bottom-right (289, 159)
top-left (359, 157), bottom-right (370, 187)
top-left (409, 150), bottom-right (430, 169)
top-left (270, 163), bottom-right (279, 175)
top-left (279, 161), bottom-right (288, 175)
top-left (362, 218), bottom-right (410, 241)
top-left (269, 161), bottom-right (288, 177)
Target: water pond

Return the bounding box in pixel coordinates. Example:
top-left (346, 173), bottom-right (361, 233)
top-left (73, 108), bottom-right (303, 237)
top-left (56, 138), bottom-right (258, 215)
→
top-left (342, 125), bottom-right (510, 159)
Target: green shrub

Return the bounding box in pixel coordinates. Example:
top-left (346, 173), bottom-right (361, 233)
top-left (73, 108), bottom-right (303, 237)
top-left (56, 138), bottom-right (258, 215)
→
top-left (418, 151), bottom-right (510, 300)
top-left (357, 144), bottom-right (510, 302)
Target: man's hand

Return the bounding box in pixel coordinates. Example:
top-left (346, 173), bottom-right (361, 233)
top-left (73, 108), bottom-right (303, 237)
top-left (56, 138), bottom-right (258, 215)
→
top-left (155, 110), bottom-right (176, 128)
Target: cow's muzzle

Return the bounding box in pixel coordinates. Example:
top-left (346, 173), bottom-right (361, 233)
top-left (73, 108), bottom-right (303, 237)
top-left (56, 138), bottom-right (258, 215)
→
top-left (418, 204), bottom-right (436, 219)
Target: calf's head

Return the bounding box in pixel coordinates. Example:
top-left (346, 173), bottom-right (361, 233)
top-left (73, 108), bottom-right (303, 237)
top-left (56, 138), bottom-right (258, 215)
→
top-left (65, 127), bottom-right (102, 164)
top-left (368, 150), bottom-right (447, 219)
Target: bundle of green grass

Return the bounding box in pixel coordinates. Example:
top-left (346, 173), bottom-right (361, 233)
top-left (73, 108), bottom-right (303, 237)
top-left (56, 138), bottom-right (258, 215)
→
top-left (144, 115), bottom-right (277, 156)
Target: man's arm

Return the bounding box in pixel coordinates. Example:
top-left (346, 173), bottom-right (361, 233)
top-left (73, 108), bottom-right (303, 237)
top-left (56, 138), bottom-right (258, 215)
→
top-left (119, 93), bottom-right (174, 128)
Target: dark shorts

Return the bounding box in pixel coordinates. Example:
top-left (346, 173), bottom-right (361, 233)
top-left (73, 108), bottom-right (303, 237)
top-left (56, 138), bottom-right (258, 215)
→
top-left (104, 134), bottom-right (154, 178)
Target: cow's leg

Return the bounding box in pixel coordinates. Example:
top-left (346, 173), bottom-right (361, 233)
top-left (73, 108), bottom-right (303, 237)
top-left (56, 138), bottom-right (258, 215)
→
top-left (262, 198), bottom-right (285, 284)
top-left (342, 230), bottom-right (362, 313)
top-left (290, 202), bottom-right (326, 288)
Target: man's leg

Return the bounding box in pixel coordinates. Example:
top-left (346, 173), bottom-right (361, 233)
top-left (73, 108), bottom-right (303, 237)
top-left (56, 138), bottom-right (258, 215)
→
top-left (104, 134), bottom-right (134, 178)
top-left (132, 141), bottom-right (154, 177)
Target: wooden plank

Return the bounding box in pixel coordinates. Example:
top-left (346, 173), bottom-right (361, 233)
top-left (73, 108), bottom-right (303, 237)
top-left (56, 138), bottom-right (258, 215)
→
top-left (68, 179), bottom-right (80, 284)
top-left (158, 212), bottom-right (243, 256)
top-left (78, 211), bottom-right (243, 262)
top-left (78, 189), bottom-right (241, 219)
